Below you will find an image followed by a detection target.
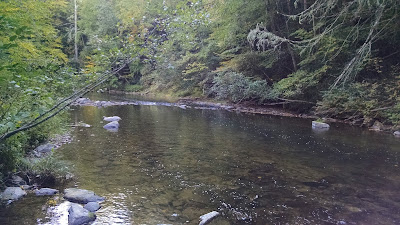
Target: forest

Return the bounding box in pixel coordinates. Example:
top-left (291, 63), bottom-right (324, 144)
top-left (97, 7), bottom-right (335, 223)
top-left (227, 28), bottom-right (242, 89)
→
top-left (0, 0), bottom-right (400, 182)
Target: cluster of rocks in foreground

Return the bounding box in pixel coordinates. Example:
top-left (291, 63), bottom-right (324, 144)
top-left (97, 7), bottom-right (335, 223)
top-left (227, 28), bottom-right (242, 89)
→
top-left (1, 184), bottom-right (222, 225)
top-left (0, 186), bottom-right (104, 225)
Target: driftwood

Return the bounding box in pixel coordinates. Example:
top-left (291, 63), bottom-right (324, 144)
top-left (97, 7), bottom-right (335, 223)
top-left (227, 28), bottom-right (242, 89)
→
top-left (0, 58), bottom-right (133, 142)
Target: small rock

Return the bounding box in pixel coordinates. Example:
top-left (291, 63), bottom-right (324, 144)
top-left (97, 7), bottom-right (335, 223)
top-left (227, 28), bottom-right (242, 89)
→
top-left (34, 143), bottom-right (56, 154)
top-left (394, 131), bottom-right (400, 137)
top-left (21, 185), bottom-right (32, 190)
top-left (370, 120), bottom-right (384, 131)
top-left (64, 188), bottom-right (104, 204)
top-left (84, 202), bottom-right (101, 212)
top-left (103, 116), bottom-right (121, 122)
top-left (199, 211), bottom-right (220, 225)
top-left (10, 175), bottom-right (26, 186)
top-left (103, 121), bottom-right (119, 130)
top-left (75, 98), bottom-right (91, 105)
top-left (72, 122), bottom-right (91, 128)
top-left (35, 188), bottom-right (59, 196)
top-left (68, 203), bottom-right (96, 225)
top-left (312, 121), bottom-right (330, 129)
top-left (0, 187), bottom-right (27, 201)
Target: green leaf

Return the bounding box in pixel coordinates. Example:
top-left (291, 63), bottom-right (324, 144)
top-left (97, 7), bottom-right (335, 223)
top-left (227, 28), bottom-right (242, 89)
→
top-left (9, 36), bottom-right (17, 41)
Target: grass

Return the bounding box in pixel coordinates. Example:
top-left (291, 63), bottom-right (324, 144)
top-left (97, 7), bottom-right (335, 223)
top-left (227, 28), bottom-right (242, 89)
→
top-left (17, 153), bottom-right (72, 186)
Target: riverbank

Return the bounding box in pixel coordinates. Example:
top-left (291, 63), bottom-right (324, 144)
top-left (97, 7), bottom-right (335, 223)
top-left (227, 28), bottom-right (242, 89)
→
top-left (85, 91), bottom-right (400, 136)
top-left (1, 130), bottom-right (74, 195)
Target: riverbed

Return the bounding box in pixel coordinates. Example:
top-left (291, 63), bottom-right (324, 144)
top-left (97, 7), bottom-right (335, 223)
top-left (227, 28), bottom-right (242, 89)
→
top-left (1, 93), bottom-right (400, 224)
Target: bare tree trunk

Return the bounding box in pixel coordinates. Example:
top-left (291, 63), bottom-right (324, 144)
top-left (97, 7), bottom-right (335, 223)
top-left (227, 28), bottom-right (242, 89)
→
top-left (74, 0), bottom-right (78, 63)
top-left (304, 0), bottom-right (307, 10)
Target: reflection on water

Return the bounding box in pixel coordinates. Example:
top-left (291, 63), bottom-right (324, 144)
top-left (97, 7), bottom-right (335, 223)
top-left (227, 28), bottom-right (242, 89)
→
top-left (1, 94), bottom-right (400, 224)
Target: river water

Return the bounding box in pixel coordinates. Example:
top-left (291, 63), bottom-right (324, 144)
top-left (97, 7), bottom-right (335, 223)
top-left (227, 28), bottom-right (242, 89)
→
top-left (1, 94), bottom-right (400, 224)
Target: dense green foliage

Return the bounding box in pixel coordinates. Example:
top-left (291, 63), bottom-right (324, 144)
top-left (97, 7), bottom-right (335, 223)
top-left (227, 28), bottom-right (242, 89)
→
top-left (1, 0), bottom-right (400, 183)
top-left (74, 0), bottom-right (399, 127)
top-left (0, 0), bottom-right (76, 182)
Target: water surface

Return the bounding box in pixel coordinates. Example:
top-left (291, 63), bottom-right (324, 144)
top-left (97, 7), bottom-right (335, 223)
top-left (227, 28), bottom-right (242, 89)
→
top-left (1, 94), bottom-right (400, 224)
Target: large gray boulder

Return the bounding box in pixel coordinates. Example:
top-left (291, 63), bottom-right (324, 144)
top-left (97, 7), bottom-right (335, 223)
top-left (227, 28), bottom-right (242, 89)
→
top-left (64, 188), bottom-right (104, 204)
top-left (84, 202), bottom-right (101, 212)
top-left (35, 188), bottom-right (59, 196)
top-left (103, 121), bottom-right (119, 131)
top-left (0, 187), bottom-right (27, 201)
top-left (68, 203), bottom-right (96, 225)
top-left (199, 211), bottom-right (220, 225)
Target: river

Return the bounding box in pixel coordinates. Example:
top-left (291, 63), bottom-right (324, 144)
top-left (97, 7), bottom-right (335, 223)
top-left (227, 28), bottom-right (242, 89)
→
top-left (1, 93), bottom-right (400, 224)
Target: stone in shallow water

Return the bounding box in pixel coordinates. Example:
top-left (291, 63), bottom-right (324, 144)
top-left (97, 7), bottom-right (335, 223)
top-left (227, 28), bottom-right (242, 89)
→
top-left (312, 121), bottom-right (330, 129)
top-left (0, 187), bottom-right (26, 201)
top-left (84, 202), bottom-right (101, 212)
top-left (103, 116), bottom-right (121, 122)
top-left (35, 188), bottom-right (59, 196)
top-left (103, 121), bottom-right (119, 130)
top-left (68, 203), bottom-right (96, 225)
top-left (64, 188), bottom-right (104, 204)
top-left (394, 131), bottom-right (400, 137)
top-left (199, 211), bottom-right (220, 225)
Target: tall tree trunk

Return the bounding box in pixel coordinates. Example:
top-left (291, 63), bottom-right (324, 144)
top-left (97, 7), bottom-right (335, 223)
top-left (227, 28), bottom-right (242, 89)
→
top-left (74, 0), bottom-right (78, 63)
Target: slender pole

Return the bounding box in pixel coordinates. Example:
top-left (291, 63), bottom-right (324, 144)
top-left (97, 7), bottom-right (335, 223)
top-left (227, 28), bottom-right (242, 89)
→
top-left (74, 0), bottom-right (78, 63)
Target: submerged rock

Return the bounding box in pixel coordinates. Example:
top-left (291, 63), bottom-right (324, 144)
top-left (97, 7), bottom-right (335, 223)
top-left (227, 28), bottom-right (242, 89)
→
top-left (64, 188), bottom-right (104, 204)
top-left (103, 121), bottom-right (119, 130)
top-left (103, 116), bottom-right (121, 122)
top-left (312, 121), bottom-right (330, 129)
top-left (71, 122), bottom-right (91, 128)
top-left (35, 188), bottom-right (59, 196)
top-left (84, 202), bottom-right (101, 212)
top-left (199, 211), bottom-right (220, 225)
top-left (0, 187), bottom-right (27, 201)
top-left (68, 203), bottom-right (96, 225)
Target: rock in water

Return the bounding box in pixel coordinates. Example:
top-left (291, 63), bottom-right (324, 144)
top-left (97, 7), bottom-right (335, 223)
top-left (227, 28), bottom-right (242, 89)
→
top-left (199, 211), bottom-right (220, 225)
top-left (312, 121), bottom-right (330, 129)
top-left (68, 203), bottom-right (96, 225)
top-left (394, 131), bottom-right (400, 137)
top-left (84, 202), bottom-right (101, 212)
top-left (103, 116), bottom-right (121, 122)
top-left (64, 188), bottom-right (104, 204)
top-left (103, 121), bottom-right (119, 130)
top-left (35, 188), bottom-right (59, 196)
top-left (0, 187), bottom-right (27, 201)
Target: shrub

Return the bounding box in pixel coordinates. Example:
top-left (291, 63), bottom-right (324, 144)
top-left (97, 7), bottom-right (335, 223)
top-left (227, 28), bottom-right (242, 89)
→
top-left (124, 84), bottom-right (144, 92)
top-left (209, 71), bottom-right (270, 103)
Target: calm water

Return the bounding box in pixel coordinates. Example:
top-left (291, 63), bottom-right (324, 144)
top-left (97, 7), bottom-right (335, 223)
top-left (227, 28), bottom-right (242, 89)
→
top-left (1, 94), bottom-right (400, 224)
